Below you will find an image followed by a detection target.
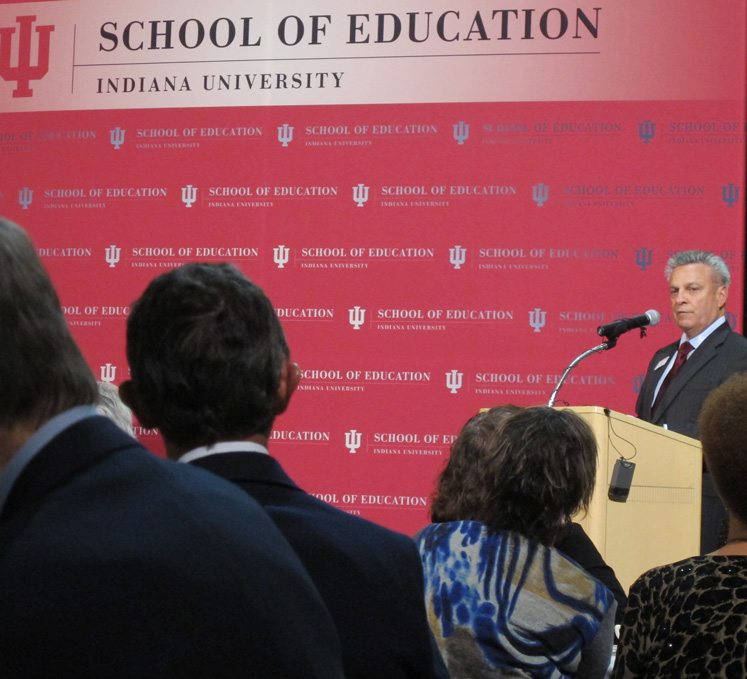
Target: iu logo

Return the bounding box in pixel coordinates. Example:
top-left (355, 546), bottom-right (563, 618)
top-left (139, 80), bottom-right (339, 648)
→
top-left (349, 306), bottom-right (366, 330)
top-left (181, 184), bottom-right (197, 208)
top-left (345, 429), bottom-right (362, 454)
top-left (100, 363), bottom-right (117, 383)
top-left (110, 127), bottom-right (126, 150)
top-left (449, 245), bottom-right (466, 270)
top-left (529, 308), bottom-right (547, 333)
top-left (105, 245), bottom-right (121, 268)
top-left (632, 374), bottom-right (644, 394)
top-left (277, 124), bottom-right (294, 147)
top-left (635, 247), bottom-right (653, 271)
top-left (532, 183), bottom-right (549, 207)
top-left (722, 183), bottom-right (740, 208)
top-left (352, 183), bottom-right (369, 207)
top-left (0, 15), bottom-right (55, 98)
top-left (273, 245), bottom-right (290, 268)
top-left (725, 311), bottom-right (737, 330)
top-left (638, 120), bottom-right (656, 144)
top-left (453, 121), bottom-right (469, 145)
top-left (18, 186), bottom-right (32, 209)
top-left (446, 370), bottom-right (463, 394)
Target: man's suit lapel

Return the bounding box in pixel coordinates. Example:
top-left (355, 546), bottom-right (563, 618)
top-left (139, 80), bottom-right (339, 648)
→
top-left (642, 342), bottom-right (677, 422)
top-left (655, 323), bottom-right (730, 417)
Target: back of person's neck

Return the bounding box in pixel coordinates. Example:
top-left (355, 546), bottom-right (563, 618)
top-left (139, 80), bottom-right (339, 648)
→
top-left (0, 425), bottom-right (36, 474)
top-left (712, 516), bottom-right (747, 556)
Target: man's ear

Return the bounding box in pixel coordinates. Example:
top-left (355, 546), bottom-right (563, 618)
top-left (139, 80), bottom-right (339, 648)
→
top-left (119, 380), bottom-right (157, 428)
top-left (718, 284), bottom-right (728, 311)
top-left (275, 361), bottom-right (301, 416)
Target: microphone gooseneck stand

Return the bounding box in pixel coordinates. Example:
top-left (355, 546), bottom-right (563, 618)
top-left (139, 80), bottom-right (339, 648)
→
top-left (547, 337), bottom-right (617, 407)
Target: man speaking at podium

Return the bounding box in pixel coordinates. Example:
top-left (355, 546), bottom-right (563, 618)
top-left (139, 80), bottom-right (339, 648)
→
top-left (636, 250), bottom-right (747, 552)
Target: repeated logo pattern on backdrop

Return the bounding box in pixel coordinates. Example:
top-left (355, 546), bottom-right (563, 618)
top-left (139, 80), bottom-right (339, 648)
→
top-left (1, 0), bottom-right (745, 534)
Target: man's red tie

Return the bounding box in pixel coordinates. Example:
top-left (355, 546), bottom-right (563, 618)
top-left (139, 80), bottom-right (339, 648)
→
top-left (653, 341), bottom-right (693, 411)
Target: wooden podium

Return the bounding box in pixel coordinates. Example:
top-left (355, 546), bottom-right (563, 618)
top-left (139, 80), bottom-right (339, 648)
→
top-left (566, 407), bottom-right (702, 593)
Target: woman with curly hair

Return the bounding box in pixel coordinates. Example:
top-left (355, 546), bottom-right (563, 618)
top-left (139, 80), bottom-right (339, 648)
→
top-left (417, 406), bottom-right (616, 679)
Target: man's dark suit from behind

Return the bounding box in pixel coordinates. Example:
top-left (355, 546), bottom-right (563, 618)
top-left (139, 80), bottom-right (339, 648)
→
top-left (0, 218), bottom-right (344, 679)
top-left (190, 449), bottom-right (449, 679)
top-left (123, 262), bottom-right (450, 679)
top-left (636, 250), bottom-right (747, 552)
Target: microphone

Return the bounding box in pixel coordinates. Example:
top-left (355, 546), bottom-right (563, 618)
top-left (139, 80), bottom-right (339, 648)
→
top-left (597, 310), bottom-right (660, 338)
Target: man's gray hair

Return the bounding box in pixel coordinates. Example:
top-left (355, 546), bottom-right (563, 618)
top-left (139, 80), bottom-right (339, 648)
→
top-left (665, 250), bottom-right (730, 286)
top-left (0, 217), bottom-right (97, 429)
top-left (96, 382), bottom-right (135, 436)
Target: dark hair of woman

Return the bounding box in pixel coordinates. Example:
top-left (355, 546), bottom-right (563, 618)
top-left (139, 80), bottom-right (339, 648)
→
top-left (431, 405), bottom-right (597, 545)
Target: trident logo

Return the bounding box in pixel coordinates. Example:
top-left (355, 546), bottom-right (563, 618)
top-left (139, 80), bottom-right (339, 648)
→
top-left (105, 245), bottom-right (121, 268)
top-left (181, 184), bottom-right (197, 208)
top-left (18, 186), bottom-right (32, 209)
top-left (446, 370), bottom-right (463, 394)
top-left (0, 16), bottom-right (54, 98)
top-left (349, 306), bottom-right (366, 330)
top-left (726, 311), bottom-right (737, 330)
top-left (345, 429), bottom-right (362, 454)
top-left (273, 245), bottom-right (290, 268)
top-left (722, 183), bottom-right (740, 207)
top-left (635, 247), bottom-right (653, 271)
top-left (638, 120), bottom-right (655, 143)
top-left (453, 121), bottom-right (469, 145)
top-left (110, 127), bottom-right (126, 150)
top-left (352, 183), bottom-right (369, 207)
top-left (278, 124), bottom-right (294, 147)
top-left (449, 245), bottom-right (466, 270)
top-left (632, 374), bottom-right (644, 394)
top-left (100, 363), bottom-right (117, 383)
top-left (532, 183), bottom-right (549, 207)
top-left (529, 308), bottom-right (547, 333)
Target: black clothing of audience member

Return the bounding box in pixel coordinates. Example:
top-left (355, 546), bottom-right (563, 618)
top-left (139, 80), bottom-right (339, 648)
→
top-left (121, 262), bottom-right (449, 679)
top-left (0, 218), bottom-right (345, 679)
top-left (556, 522), bottom-right (628, 624)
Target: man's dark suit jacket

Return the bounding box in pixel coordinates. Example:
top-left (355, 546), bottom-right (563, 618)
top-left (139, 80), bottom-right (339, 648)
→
top-left (636, 322), bottom-right (747, 439)
top-left (0, 416), bottom-right (344, 679)
top-left (636, 322), bottom-right (747, 552)
top-left (191, 451), bottom-right (450, 679)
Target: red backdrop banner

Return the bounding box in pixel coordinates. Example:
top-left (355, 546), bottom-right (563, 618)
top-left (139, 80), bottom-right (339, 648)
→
top-left (1, 1), bottom-right (745, 535)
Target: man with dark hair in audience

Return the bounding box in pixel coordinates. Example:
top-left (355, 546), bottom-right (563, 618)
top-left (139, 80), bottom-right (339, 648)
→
top-left (0, 217), bottom-right (345, 679)
top-left (121, 261), bottom-right (450, 679)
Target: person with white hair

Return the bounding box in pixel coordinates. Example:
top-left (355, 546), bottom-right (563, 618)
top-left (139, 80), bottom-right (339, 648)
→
top-left (636, 249), bottom-right (747, 552)
top-left (96, 381), bottom-right (134, 435)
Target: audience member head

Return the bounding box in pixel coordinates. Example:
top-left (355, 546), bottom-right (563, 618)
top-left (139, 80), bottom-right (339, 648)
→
top-left (96, 382), bottom-right (135, 436)
top-left (122, 262), bottom-right (298, 454)
top-left (431, 406), bottom-right (597, 545)
top-left (0, 217), bottom-right (97, 437)
top-left (699, 373), bottom-right (747, 529)
top-left (431, 405), bottom-right (522, 524)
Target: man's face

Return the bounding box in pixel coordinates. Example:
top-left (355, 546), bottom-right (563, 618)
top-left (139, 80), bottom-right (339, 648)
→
top-left (669, 263), bottom-right (727, 339)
